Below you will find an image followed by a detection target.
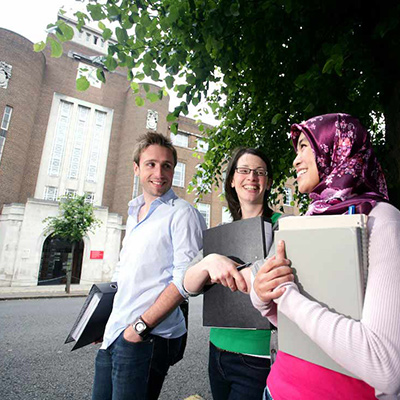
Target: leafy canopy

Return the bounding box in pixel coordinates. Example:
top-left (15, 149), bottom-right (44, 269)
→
top-left (38, 0), bottom-right (400, 203)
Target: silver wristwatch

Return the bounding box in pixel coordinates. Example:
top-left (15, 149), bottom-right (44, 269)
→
top-left (132, 316), bottom-right (151, 339)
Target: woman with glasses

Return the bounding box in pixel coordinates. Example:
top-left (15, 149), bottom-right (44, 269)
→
top-left (251, 113), bottom-right (400, 399)
top-left (184, 147), bottom-right (291, 400)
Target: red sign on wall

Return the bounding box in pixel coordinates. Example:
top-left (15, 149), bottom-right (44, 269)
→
top-left (90, 251), bottom-right (104, 260)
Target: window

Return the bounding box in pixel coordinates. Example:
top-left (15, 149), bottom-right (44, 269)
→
top-left (132, 175), bottom-right (140, 198)
top-left (0, 105), bottom-right (12, 163)
top-left (77, 62), bottom-right (102, 89)
top-left (283, 187), bottom-right (293, 206)
top-left (197, 203), bottom-right (211, 228)
top-left (0, 136), bottom-right (6, 163)
top-left (221, 206), bottom-right (233, 224)
top-left (173, 162), bottom-right (186, 187)
top-left (38, 94), bottom-right (113, 209)
top-left (84, 192), bottom-right (95, 204)
top-left (44, 186), bottom-right (58, 201)
top-left (68, 105), bottom-right (90, 179)
top-left (1, 105), bottom-right (12, 130)
top-left (171, 132), bottom-right (189, 148)
top-left (64, 189), bottom-right (76, 198)
top-left (86, 110), bottom-right (106, 183)
top-left (196, 138), bottom-right (209, 153)
top-left (49, 100), bottom-right (72, 176)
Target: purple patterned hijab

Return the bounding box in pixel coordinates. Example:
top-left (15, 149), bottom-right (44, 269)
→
top-left (291, 113), bottom-right (388, 216)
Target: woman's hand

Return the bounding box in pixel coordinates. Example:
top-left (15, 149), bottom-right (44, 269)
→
top-left (205, 254), bottom-right (249, 293)
top-left (253, 240), bottom-right (294, 303)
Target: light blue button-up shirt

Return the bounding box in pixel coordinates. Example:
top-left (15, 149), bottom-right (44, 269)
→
top-left (101, 189), bottom-right (206, 349)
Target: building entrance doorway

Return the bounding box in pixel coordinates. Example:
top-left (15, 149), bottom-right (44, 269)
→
top-left (38, 236), bottom-right (84, 286)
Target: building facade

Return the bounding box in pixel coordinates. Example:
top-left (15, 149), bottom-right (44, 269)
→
top-left (0, 17), bottom-right (229, 288)
top-left (0, 16), bottom-right (298, 288)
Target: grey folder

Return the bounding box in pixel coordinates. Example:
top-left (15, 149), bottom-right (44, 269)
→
top-left (275, 214), bottom-right (367, 377)
top-left (202, 216), bottom-right (273, 329)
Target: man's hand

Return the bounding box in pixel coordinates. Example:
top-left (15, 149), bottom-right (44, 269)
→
top-left (205, 254), bottom-right (248, 293)
top-left (123, 325), bottom-right (143, 343)
top-left (253, 240), bottom-right (294, 303)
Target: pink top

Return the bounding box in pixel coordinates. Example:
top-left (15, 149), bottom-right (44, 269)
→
top-left (268, 352), bottom-right (375, 400)
top-left (251, 203), bottom-right (400, 399)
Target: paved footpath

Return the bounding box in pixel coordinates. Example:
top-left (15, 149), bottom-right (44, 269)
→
top-left (0, 284), bottom-right (91, 300)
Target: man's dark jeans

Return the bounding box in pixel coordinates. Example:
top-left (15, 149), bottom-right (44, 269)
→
top-left (92, 331), bottom-right (183, 400)
top-left (208, 342), bottom-right (270, 400)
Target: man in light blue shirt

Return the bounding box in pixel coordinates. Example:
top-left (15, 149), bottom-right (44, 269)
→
top-left (92, 132), bottom-right (206, 400)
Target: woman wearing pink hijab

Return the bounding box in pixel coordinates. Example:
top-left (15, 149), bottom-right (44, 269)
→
top-left (251, 113), bottom-right (400, 399)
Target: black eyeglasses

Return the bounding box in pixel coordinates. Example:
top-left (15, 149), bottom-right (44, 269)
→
top-left (235, 167), bottom-right (268, 177)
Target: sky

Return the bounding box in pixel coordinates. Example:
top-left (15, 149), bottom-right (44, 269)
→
top-left (0, 0), bottom-right (219, 125)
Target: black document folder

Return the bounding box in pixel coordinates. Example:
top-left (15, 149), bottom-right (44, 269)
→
top-left (203, 217), bottom-right (273, 329)
top-left (65, 282), bottom-right (117, 351)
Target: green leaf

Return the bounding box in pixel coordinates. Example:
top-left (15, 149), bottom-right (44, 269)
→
top-left (146, 92), bottom-right (159, 103)
top-left (33, 41), bottom-right (46, 52)
top-left (136, 25), bottom-right (147, 40)
top-left (141, 12), bottom-right (152, 28)
top-left (271, 113), bottom-right (282, 125)
top-left (170, 122), bottom-right (178, 134)
top-left (76, 76), bottom-right (90, 91)
top-left (55, 21), bottom-right (74, 42)
top-left (143, 83), bottom-right (150, 92)
top-left (98, 21), bottom-right (106, 30)
top-left (168, 6), bottom-right (180, 23)
top-left (115, 27), bottom-right (128, 44)
top-left (167, 113), bottom-right (177, 122)
top-left (135, 96), bottom-right (145, 106)
top-left (47, 37), bottom-right (63, 58)
top-left (104, 56), bottom-right (118, 71)
top-left (304, 103), bottom-right (315, 113)
top-left (121, 16), bottom-right (134, 30)
top-left (322, 58), bottom-right (335, 74)
top-left (87, 4), bottom-right (106, 20)
top-left (209, 102), bottom-right (219, 113)
top-left (102, 28), bottom-right (113, 40)
top-left (107, 5), bottom-right (121, 19)
top-left (143, 65), bottom-right (152, 77)
top-left (151, 69), bottom-right (160, 81)
top-left (96, 68), bottom-right (106, 83)
top-left (130, 81), bottom-right (139, 92)
top-left (165, 76), bottom-right (174, 89)
top-left (230, 3), bottom-right (240, 17)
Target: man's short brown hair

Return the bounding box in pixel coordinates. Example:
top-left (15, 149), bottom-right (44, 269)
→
top-left (133, 132), bottom-right (177, 166)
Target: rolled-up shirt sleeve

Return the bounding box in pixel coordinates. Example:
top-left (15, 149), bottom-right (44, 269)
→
top-left (170, 206), bottom-right (207, 297)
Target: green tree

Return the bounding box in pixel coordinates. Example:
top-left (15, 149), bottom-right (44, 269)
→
top-left (39, 0), bottom-right (400, 207)
top-left (43, 195), bottom-right (102, 293)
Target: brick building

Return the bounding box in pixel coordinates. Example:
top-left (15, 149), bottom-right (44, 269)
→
top-left (0, 16), bottom-right (297, 288)
top-left (0, 16), bottom-right (230, 288)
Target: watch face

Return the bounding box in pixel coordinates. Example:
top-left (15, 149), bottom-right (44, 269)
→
top-left (135, 321), bottom-right (146, 333)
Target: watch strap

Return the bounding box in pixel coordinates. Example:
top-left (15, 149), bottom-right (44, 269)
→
top-left (132, 316), bottom-right (152, 339)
